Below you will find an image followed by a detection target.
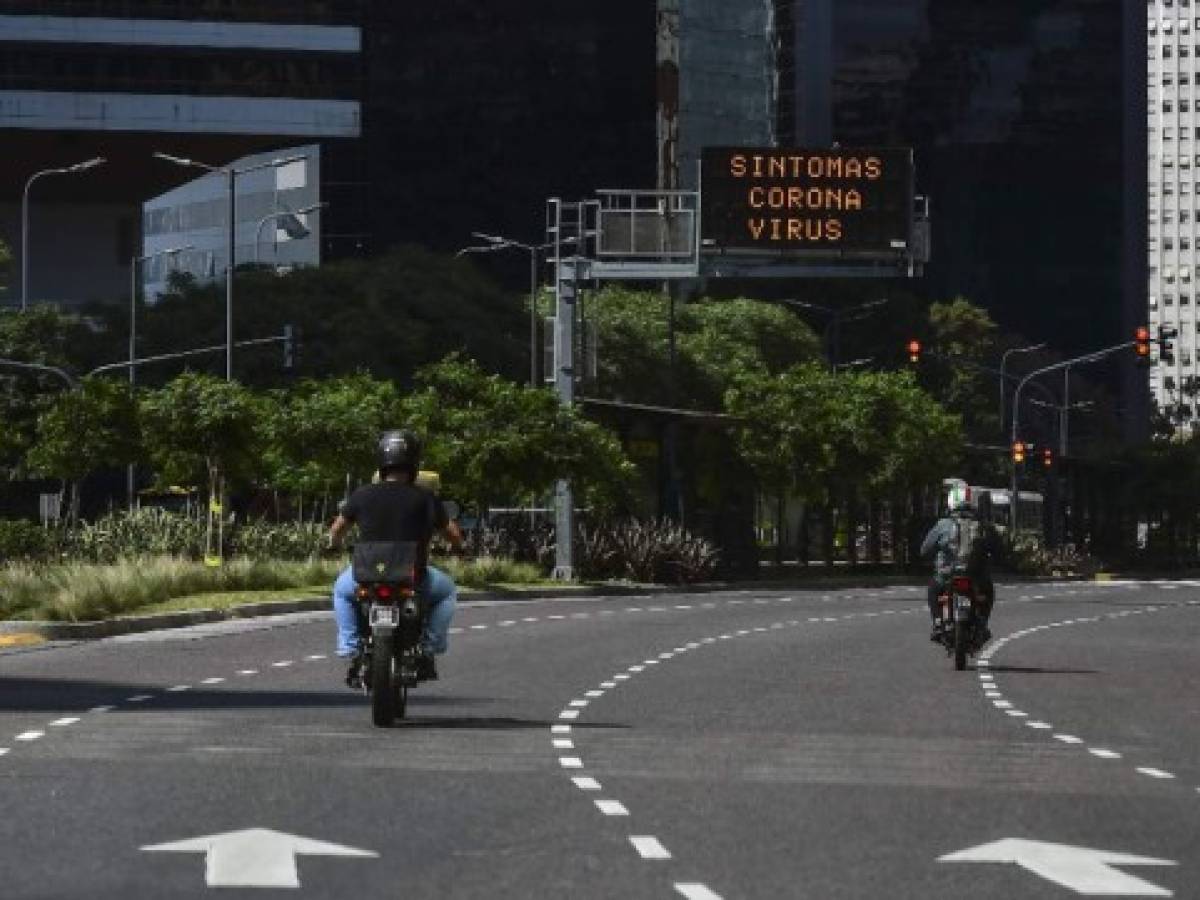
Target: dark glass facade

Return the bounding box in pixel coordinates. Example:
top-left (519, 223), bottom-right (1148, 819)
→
top-left (779, 0), bottom-right (1134, 359)
top-left (360, 1), bottom-right (657, 256)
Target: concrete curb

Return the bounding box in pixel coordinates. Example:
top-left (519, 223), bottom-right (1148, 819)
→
top-left (0, 571), bottom-right (1091, 643)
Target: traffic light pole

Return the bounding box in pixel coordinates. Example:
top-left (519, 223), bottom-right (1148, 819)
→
top-left (1009, 340), bottom-right (1135, 539)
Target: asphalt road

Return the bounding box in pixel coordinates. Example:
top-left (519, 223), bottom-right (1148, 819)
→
top-left (0, 579), bottom-right (1197, 899)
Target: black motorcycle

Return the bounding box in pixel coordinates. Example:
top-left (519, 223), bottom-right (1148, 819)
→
top-left (351, 541), bottom-right (427, 726)
top-left (935, 570), bottom-right (988, 671)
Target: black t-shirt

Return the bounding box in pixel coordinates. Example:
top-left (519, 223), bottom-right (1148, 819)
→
top-left (341, 481), bottom-right (447, 575)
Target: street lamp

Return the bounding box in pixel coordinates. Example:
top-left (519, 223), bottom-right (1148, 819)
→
top-left (774, 297), bottom-right (889, 371)
top-left (456, 232), bottom-right (578, 386)
top-left (128, 244), bottom-right (192, 508)
top-left (254, 202), bottom-right (326, 265)
top-left (21, 157), bottom-right (106, 311)
top-left (153, 151), bottom-right (307, 380)
top-left (999, 342), bottom-right (1046, 436)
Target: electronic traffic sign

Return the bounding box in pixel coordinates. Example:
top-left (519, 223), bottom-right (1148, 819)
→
top-left (701, 147), bottom-right (914, 255)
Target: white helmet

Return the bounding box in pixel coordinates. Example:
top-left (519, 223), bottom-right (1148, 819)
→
top-left (946, 481), bottom-right (971, 514)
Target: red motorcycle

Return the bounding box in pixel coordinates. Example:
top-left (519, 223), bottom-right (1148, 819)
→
top-left (935, 570), bottom-right (988, 671)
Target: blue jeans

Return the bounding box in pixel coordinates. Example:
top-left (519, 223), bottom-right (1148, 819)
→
top-left (332, 564), bottom-right (457, 658)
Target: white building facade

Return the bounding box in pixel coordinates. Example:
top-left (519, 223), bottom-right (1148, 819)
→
top-left (1149, 0), bottom-right (1200, 420)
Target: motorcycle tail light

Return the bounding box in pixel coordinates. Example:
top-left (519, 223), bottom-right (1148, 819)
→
top-left (952, 576), bottom-right (972, 593)
top-left (375, 584), bottom-right (394, 600)
top-left (355, 586), bottom-right (370, 600)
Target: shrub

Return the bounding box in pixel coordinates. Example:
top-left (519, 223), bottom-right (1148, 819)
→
top-left (74, 508), bottom-right (206, 563)
top-left (230, 520), bottom-right (326, 561)
top-left (577, 518), bottom-right (719, 583)
top-left (0, 520), bottom-right (55, 564)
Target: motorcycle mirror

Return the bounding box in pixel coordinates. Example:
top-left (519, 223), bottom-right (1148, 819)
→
top-left (443, 500), bottom-right (461, 521)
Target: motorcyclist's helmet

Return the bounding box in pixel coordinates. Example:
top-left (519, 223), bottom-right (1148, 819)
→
top-left (946, 481), bottom-right (972, 516)
top-left (377, 429), bottom-right (422, 477)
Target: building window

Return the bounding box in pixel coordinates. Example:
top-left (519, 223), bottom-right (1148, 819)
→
top-left (1184, 236), bottom-right (1193, 248)
top-left (1183, 294), bottom-right (1193, 304)
top-left (1166, 236), bottom-right (1176, 249)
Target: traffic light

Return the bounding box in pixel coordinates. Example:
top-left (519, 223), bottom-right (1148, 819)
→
top-left (1135, 326), bottom-right (1151, 365)
top-left (906, 338), bottom-right (921, 364)
top-left (282, 324), bottom-right (298, 369)
top-left (1042, 447), bottom-right (1053, 468)
top-left (1159, 324), bottom-right (1178, 366)
top-left (1012, 441), bottom-right (1026, 464)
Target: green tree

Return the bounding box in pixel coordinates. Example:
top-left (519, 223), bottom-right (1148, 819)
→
top-left (585, 286), bottom-right (822, 409)
top-left (139, 374), bottom-right (263, 506)
top-left (25, 377), bottom-right (141, 521)
top-left (0, 307), bottom-right (119, 478)
top-left (260, 373), bottom-right (404, 518)
top-left (399, 355), bottom-right (636, 516)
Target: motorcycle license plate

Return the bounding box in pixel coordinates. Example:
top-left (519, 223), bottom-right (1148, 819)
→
top-left (955, 596), bottom-right (972, 613)
top-left (370, 605), bottom-right (399, 627)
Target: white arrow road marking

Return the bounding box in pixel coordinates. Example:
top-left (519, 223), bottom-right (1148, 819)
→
top-left (939, 839), bottom-right (1176, 896)
top-left (141, 827), bottom-right (377, 889)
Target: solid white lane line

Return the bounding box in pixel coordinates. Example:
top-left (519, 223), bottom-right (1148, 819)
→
top-left (553, 739), bottom-right (574, 750)
top-left (572, 777), bottom-right (602, 791)
top-left (1137, 767), bottom-right (1176, 779)
top-left (559, 757), bottom-right (583, 769)
top-left (1089, 748), bottom-right (1122, 759)
top-left (126, 695), bottom-right (152, 703)
top-left (166, 685), bottom-right (191, 692)
top-left (674, 884), bottom-right (723, 900)
top-left (200, 677), bottom-right (225, 685)
top-left (15, 731), bottom-right (44, 741)
top-left (630, 836), bottom-right (672, 860)
top-left (88, 705), bottom-right (114, 714)
top-left (49, 717), bottom-right (80, 727)
top-left (596, 799), bottom-right (630, 816)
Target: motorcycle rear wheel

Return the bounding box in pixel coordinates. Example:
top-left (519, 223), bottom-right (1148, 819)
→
top-left (953, 620), bottom-right (968, 671)
top-left (371, 634), bottom-right (397, 727)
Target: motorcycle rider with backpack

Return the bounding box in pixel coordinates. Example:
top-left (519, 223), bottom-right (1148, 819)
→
top-left (327, 429), bottom-right (464, 686)
top-left (920, 482), bottom-right (1001, 644)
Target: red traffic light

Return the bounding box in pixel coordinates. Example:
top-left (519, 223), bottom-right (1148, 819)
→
top-left (1135, 326), bottom-right (1151, 363)
top-left (906, 339), bottom-right (921, 364)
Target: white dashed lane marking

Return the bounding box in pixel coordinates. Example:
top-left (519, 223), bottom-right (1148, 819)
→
top-left (981, 599), bottom-right (1200, 796)
top-left (49, 717), bottom-right (80, 727)
top-left (675, 884), bottom-right (724, 900)
top-left (15, 731), bottom-right (44, 742)
top-left (125, 695), bottom-right (152, 703)
top-left (595, 799), bottom-right (630, 816)
top-left (629, 836), bottom-right (672, 860)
